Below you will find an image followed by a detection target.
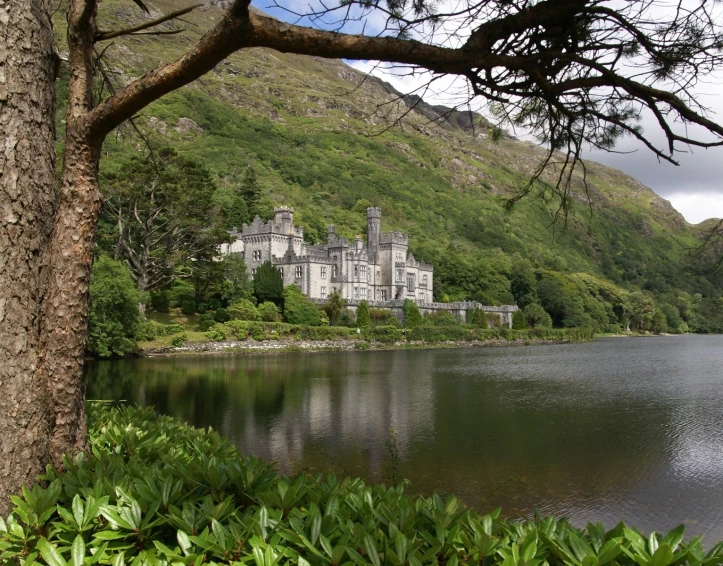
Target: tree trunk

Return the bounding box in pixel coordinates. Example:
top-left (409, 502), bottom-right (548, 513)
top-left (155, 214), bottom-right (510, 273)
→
top-left (38, 132), bottom-right (101, 470)
top-left (0, 0), bottom-right (58, 516)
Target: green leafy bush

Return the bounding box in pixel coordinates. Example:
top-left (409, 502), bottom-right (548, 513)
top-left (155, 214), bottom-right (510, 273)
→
top-left (403, 299), bottom-right (424, 328)
top-left (363, 325), bottom-right (404, 343)
top-left (425, 310), bottom-right (460, 327)
top-left (283, 285), bottom-right (324, 326)
top-left (336, 309), bottom-right (356, 327)
top-left (197, 313), bottom-right (216, 331)
top-left (181, 300), bottom-right (196, 316)
top-left (163, 323), bottom-right (185, 336)
top-left (170, 333), bottom-right (186, 347)
top-left (87, 257), bottom-right (141, 358)
top-left (167, 280), bottom-right (195, 308)
top-left (134, 320), bottom-right (160, 342)
top-left (204, 324), bottom-right (227, 341)
top-left (512, 310), bottom-right (527, 330)
top-left (228, 298), bottom-right (261, 321)
top-left (524, 303), bottom-right (553, 328)
top-left (4, 404), bottom-right (719, 566)
top-left (213, 308), bottom-right (230, 323)
top-left (258, 301), bottom-right (282, 322)
top-left (196, 302), bottom-right (208, 315)
top-left (149, 291), bottom-right (170, 313)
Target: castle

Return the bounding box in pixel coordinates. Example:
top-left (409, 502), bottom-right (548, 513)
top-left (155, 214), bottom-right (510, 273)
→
top-left (220, 207), bottom-right (434, 304)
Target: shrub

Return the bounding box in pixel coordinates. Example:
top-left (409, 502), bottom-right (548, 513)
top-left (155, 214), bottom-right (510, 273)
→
top-left (369, 307), bottom-right (396, 326)
top-left (204, 324), bottom-right (227, 341)
top-left (470, 308), bottom-right (488, 328)
top-left (356, 300), bottom-right (371, 327)
top-left (512, 310), bottom-right (528, 330)
top-left (2, 405), bottom-right (720, 566)
top-left (134, 320), bottom-right (160, 342)
top-left (228, 298), bottom-right (261, 321)
top-left (149, 290), bottom-right (170, 313)
top-left (225, 319), bottom-right (251, 339)
top-left (197, 313), bottom-right (216, 331)
top-left (403, 299), bottom-right (424, 328)
top-left (87, 257), bottom-right (141, 358)
top-left (336, 309), bottom-right (356, 327)
top-left (181, 300), bottom-right (197, 316)
top-left (170, 333), bottom-right (186, 347)
top-left (425, 310), bottom-right (459, 327)
top-left (168, 280), bottom-right (195, 308)
top-left (258, 301), bottom-right (282, 322)
top-left (363, 325), bottom-right (404, 343)
top-left (196, 302), bottom-right (208, 315)
top-left (524, 303), bottom-right (553, 328)
top-left (213, 307), bottom-right (230, 323)
top-left (163, 323), bottom-right (185, 335)
top-left (283, 285), bottom-right (323, 326)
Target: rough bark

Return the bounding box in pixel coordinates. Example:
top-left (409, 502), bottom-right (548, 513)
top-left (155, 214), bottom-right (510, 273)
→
top-left (0, 0), bottom-right (58, 515)
top-left (36, 0), bottom-right (101, 471)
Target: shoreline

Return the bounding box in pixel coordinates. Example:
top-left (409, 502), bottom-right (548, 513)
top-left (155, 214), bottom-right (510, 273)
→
top-left (139, 335), bottom-right (582, 357)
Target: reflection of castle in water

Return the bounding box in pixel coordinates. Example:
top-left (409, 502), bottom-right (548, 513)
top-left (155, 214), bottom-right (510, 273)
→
top-left (220, 352), bottom-right (435, 479)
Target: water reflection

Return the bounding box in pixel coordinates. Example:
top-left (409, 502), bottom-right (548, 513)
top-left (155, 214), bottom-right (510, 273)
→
top-left (86, 336), bottom-right (723, 541)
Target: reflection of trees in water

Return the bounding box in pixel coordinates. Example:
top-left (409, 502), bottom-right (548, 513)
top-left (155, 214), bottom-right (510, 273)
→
top-left (85, 351), bottom-right (436, 482)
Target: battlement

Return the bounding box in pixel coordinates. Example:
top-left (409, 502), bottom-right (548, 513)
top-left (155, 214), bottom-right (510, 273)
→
top-left (379, 231), bottom-right (409, 245)
top-left (366, 206), bottom-right (382, 219)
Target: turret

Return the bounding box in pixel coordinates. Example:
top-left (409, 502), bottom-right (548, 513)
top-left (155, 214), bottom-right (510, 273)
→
top-left (366, 207), bottom-right (381, 261)
top-left (274, 206), bottom-right (294, 235)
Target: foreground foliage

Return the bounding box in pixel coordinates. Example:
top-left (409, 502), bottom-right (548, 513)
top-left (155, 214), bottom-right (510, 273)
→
top-left (2, 406), bottom-right (722, 565)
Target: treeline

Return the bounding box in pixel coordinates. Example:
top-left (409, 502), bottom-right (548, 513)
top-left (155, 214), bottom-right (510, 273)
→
top-left (87, 142), bottom-right (723, 359)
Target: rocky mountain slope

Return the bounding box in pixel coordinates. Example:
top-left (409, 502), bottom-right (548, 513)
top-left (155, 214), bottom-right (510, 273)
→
top-left (57, 0), bottom-right (722, 318)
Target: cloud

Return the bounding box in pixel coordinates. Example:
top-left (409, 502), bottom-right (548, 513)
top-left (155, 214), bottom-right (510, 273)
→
top-left (666, 192), bottom-right (723, 224)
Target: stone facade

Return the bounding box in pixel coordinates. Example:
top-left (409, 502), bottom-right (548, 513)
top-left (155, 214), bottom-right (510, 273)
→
top-left (220, 206), bottom-right (434, 304)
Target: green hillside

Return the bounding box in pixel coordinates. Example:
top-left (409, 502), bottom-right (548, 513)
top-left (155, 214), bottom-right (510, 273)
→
top-left (65, 0), bottom-right (723, 333)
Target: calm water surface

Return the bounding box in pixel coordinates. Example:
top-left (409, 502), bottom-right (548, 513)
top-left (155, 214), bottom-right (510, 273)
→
top-left (85, 335), bottom-right (723, 541)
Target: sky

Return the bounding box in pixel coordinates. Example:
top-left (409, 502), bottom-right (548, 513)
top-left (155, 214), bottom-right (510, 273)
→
top-left (254, 1), bottom-right (723, 224)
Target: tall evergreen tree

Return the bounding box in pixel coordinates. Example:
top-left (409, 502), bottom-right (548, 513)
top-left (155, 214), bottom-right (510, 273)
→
top-left (253, 261), bottom-right (284, 307)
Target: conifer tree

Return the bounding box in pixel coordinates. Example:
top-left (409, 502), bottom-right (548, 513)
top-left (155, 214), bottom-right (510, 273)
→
top-left (253, 261), bottom-right (284, 307)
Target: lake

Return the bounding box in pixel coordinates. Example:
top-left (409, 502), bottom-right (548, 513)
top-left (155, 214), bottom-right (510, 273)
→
top-left (85, 335), bottom-right (723, 542)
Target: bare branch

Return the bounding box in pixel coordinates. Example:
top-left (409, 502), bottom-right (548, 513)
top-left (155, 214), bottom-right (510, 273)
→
top-left (95, 4), bottom-right (202, 42)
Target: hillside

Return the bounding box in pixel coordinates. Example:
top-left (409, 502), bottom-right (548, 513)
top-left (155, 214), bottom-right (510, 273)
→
top-left (60, 0), bottom-right (723, 332)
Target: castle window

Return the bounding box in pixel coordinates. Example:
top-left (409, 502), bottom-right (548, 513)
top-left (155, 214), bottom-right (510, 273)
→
top-left (332, 265), bottom-right (338, 278)
top-left (367, 289), bottom-right (372, 299)
top-left (376, 270), bottom-right (380, 281)
top-left (320, 266), bottom-right (327, 279)
top-left (407, 274), bottom-right (415, 290)
top-left (354, 265), bottom-right (359, 278)
top-left (395, 252), bottom-right (404, 263)
top-left (422, 274), bottom-right (428, 286)
top-left (279, 268), bottom-right (284, 278)
top-left (360, 265), bottom-right (367, 279)
top-left (379, 290), bottom-right (387, 301)
top-left (321, 287), bottom-right (327, 299)
top-left (354, 287), bottom-right (359, 299)
top-left (295, 266), bottom-right (303, 278)
top-left (252, 250), bottom-right (262, 262)
top-left (396, 269), bottom-right (404, 283)
top-left (251, 268), bottom-right (256, 279)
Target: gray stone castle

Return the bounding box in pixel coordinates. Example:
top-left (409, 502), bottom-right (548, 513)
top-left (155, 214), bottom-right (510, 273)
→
top-left (220, 206), bottom-right (434, 304)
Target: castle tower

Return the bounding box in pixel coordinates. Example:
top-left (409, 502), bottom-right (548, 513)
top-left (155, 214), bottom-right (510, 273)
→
top-left (367, 207), bottom-right (381, 262)
top-left (274, 206), bottom-right (294, 235)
